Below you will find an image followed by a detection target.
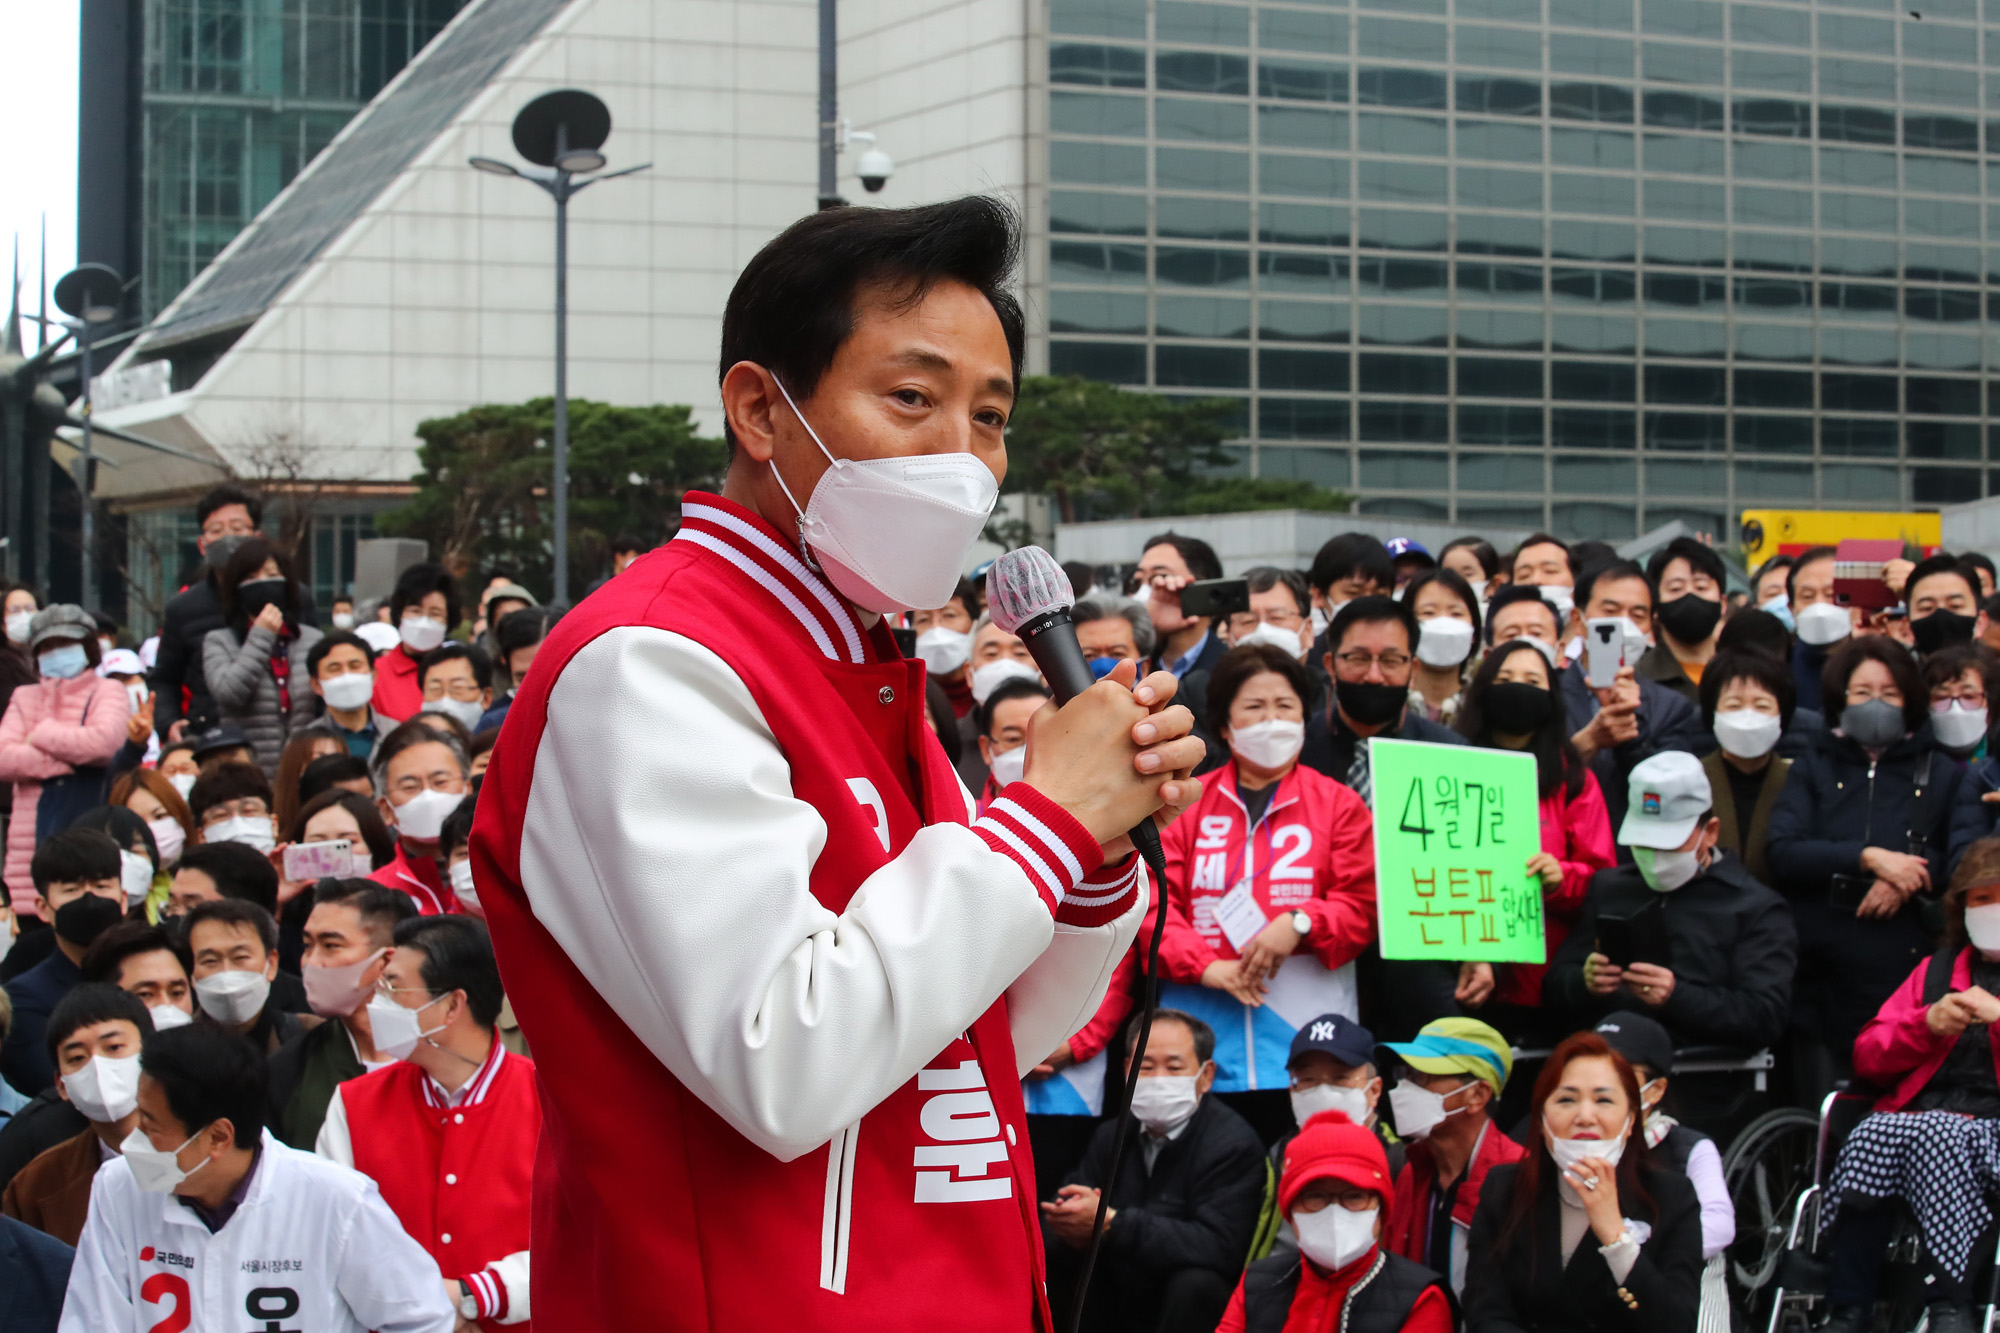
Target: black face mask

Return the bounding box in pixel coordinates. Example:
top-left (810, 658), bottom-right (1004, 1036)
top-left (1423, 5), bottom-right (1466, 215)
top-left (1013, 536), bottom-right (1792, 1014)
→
top-left (1335, 678), bottom-right (1406, 728)
top-left (1484, 681), bottom-right (1556, 736)
top-left (1912, 608), bottom-right (1977, 656)
top-left (54, 892), bottom-right (123, 948)
top-left (1655, 593), bottom-right (1722, 647)
top-left (235, 577), bottom-right (289, 625)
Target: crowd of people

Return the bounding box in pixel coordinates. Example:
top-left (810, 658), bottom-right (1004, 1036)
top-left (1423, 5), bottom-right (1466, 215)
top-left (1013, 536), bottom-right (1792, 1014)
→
top-left (1, 478), bottom-right (1998, 1332)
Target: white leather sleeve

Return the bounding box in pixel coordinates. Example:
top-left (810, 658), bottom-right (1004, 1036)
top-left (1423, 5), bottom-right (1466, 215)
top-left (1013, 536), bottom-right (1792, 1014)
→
top-left (1004, 858), bottom-right (1148, 1077)
top-left (314, 1085), bottom-right (354, 1166)
top-left (489, 1250), bottom-right (530, 1323)
top-left (519, 628), bottom-right (1088, 1162)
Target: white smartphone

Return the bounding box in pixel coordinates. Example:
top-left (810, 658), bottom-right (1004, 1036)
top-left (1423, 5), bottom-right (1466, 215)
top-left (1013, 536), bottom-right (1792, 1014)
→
top-left (1584, 617), bottom-right (1628, 689)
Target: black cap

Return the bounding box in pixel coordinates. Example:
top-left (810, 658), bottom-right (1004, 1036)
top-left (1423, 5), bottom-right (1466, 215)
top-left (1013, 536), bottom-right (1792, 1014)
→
top-left (1288, 1012), bottom-right (1375, 1071)
top-left (1594, 1011), bottom-right (1674, 1078)
top-left (188, 724), bottom-right (253, 761)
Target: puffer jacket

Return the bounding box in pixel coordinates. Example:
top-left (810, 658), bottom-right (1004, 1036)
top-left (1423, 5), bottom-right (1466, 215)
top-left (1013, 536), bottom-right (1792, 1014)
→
top-left (1765, 724), bottom-right (1960, 900)
top-left (0, 673), bottom-right (129, 912)
top-left (203, 622), bottom-right (325, 776)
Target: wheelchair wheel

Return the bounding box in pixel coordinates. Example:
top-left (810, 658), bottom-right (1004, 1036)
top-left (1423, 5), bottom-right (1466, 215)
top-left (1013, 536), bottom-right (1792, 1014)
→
top-left (1723, 1106), bottom-right (1821, 1321)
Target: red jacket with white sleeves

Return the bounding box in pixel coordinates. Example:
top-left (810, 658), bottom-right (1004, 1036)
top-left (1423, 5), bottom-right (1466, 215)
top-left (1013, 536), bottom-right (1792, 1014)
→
top-left (471, 493), bottom-right (1147, 1332)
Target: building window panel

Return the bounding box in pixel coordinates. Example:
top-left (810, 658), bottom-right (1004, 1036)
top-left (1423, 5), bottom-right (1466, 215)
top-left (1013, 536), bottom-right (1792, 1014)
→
top-left (1906, 288), bottom-right (1983, 323)
top-left (1356, 68), bottom-right (1450, 109)
top-left (1156, 147), bottom-right (1252, 192)
top-left (1734, 187), bottom-right (1811, 228)
top-left (1903, 65), bottom-right (1980, 109)
top-left (1820, 281), bottom-right (1900, 319)
top-left (1466, 213), bottom-right (1552, 256)
top-left (1552, 172), bottom-right (1636, 216)
top-left (1821, 464), bottom-right (1900, 501)
top-left (1156, 295), bottom-right (1251, 338)
top-left (1641, 225), bottom-right (1727, 268)
top-left (1645, 412), bottom-right (1729, 452)
top-left (1552, 503), bottom-right (1639, 538)
top-left (1818, 105), bottom-right (1898, 146)
top-left (1648, 458), bottom-right (1725, 493)
top-left (1358, 256), bottom-right (1450, 294)
top-left (1905, 198), bottom-right (1981, 240)
top-left (1908, 377), bottom-right (1981, 417)
top-left (1261, 154), bottom-right (1349, 198)
top-left (1460, 451), bottom-right (1549, 491)
top-left (1913, 467), bottom-right (1982, 504)
top-left (1259, 399), bottom-right (1353, 442)
top-left (1051, 241), bottom-right (1149, 283)
top-left (1734, 322), bottom-right (1814, 363)
top-left (1259, 105), bottom-right (1348, 151)
top-left (1051, 43), bottom-right (1149, 88)
top-left (1051, 92), bottom-right (1149, 137)
top-left (1051, 0), bottom-right (1146, 39)
top-left (1156, 2), bottom-right (1249, 46)
top-left (1735, 140), bottom-right (1810, 181)
top-left (1156, 246), bottom-right (1252, 287)
top-left (1554, 361), bottom-right (1639, 401)
top-left (1259, 9), bottom-right (1347, 55)
top-left (1819, 191), bottom-right (1899, 234)
top-left (1821, 418), bottom-right (1899, 457)
top-left (1642, 41), bottom-right (1718, 85)
top-left (1822, 237), bottom-right (1898, 279)
top-left (1555, 267), bottom-right (1638, 304)
top-left (1258, 201), bottom-right (1353, 246)
top-left (1457, 357), bottom-right (1546, 399)
top-left (1904, 243), bottom-right (1980, 286)
top-left (1734, 460), bottom-right (1814, 500)
top-left (1357, 305), bottom-right (1453, 346)
top-left (1358, 160), bottom-right (1450, 202)
top-left (1456, 166), bottom-right (1544, 209)
top-left (1457, 307), bottom-right (1548, 350)
top-left (1905, 117), bottom-right (1980, 154)
top-left (1157, 195), bottom-right (1253, 240)
top-left (1156, 344), bottom-right (1251, 387)
top-left (1643, 132), bottom-right (1727, 176)
top-left (1260, 300), bottom-right (1352, 343)
top-left (1455, 25), bottom-right (1543, 70)
top-left (1641, 272), bottom-right (1724, 309)
top-left (1551, 34), bottom-right (1635, 78)
top-left (1259, 58), bottom-right (1349, 102)
top-left (1645, 364), bottom-right (1727, 405)
top-left (1734, 415), bottom-right (1814, 455)
top-left (1050, 340), bottom-right (1148, 383)
top-left (1358, 113), bottom-right (1450, 157)
top-left (1458, 77), bottom-right (1545, 116)
top-left (1358, 17), bottom-right (1449, 62)
top-left (1051, 141), bottom-right (1149, 185)
top-left (1819, 147), bottom-right (1899, 190)
top-left (1361, 446), bottom-right (1451, 488)
top-left (1551, 0), bottom-right (1635, 29)
top-left (1821, 373), bottom-right (1898, 414)
top-left (1904, 332), bottom-right (1982, 371)
top-left (1553, 314), bottom-right (1640, 353)
top-left (1644, 0), bottom-right (1722, 39)
top-left (1359, 353), bottom-right (1451, 395)
top-left (1050, 191), bottom-right (1149, 235)
top-left (1259, 251), bottom-right (1352, 293)
top-left (1907, 422), bottom-right (1983, 460)
top-left (1157, 97), bottom-right (1252, 143)
top-left (1734, 368), bottom-right (1813, 409)
top-left (1456, 118), bottom-right (1545, 162)
top-left (1051, 290), bottom-right (1149, 334)
top-left (1645, 319), bottom-right (1727, 359)
top-left (1552, 128), bottom-right (1638, 170)
top-left (1156, 50), bottom-right (1252, 94)
top-left (1257, 443), bottom-right (1352, 483)
top-left (1644, 181), bottom-right (1727, 224)
top-left (1734, 231), bottom-right (1812, 274)
top-left (1551, 457), bottom-right (1637, 495)
top-left (1359, 208), bottom-right (1451, 251)
top-left (1817, 16), bottom-right (1892, 55)
top-left (1731, 50), bottom-right (1811, 94)
top-left (1553, 407), bottom-right (1638, 449)
top-left (1460, 403), bottom-right (1548, 446)
top-left (1730, 4), bottom-right (1809, 46)
top-left (1904, 19), bottom-right (1979, 66)
top-left (1552, 220), bottom-right (1636, 261)
top-left (1735, 277), bottom-right (1812, 310)
top-left (1261, 346), bottom-right (1352, 391)
top-left (1550, 82), bottom-right (1638, 123)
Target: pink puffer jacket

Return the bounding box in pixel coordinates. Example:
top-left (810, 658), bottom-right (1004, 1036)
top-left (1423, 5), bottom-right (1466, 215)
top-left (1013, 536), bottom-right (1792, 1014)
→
top-left (0, 673), bottom-right (130, 913)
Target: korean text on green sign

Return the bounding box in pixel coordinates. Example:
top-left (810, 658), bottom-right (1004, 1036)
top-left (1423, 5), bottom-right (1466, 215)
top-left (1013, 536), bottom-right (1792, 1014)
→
top-left (1370, 738), bottom-right (1545, 964)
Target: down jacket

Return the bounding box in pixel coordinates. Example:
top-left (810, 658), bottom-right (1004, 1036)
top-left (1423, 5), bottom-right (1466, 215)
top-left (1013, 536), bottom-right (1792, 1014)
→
top-left (0, 674), bottom-right (129, 912)
top-left (203, 622), bottom-right (325, 777)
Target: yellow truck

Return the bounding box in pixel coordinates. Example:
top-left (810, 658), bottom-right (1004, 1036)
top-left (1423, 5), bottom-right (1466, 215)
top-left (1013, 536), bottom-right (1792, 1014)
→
top-left (1739, 509), bottom-right (1942, 565)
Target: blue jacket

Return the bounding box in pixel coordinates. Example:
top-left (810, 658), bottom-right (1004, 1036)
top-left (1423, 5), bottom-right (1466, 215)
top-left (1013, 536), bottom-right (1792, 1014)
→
top-left (0, 951), bottom-right (80, 1098)
top-left (1792, 641), bottom-right (1831, 714)
top-left (1947, 755), bottom-right (2000, 879)
top-left (1765, 724), bottom-right (1961, 899)
top-left (0, 1213), bottom-right (72, 1333)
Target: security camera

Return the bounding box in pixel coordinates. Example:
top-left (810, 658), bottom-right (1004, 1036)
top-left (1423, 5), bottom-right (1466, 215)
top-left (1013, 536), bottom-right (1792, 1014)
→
top-left (856, 147), bottom-right (894, 193)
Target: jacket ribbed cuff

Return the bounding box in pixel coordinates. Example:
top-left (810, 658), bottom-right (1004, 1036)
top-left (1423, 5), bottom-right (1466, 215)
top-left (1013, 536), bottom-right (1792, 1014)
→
top-left (1055, 853), bottom-right (1145, 929)
top-left (461, 1270), bottom-right (505, 1321)
top-left (972, 783), bottom-right (1106, 917)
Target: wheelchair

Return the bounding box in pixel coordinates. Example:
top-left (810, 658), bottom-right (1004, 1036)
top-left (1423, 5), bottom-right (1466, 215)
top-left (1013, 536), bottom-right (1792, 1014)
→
top-left (1748, 1086), bottom-right (2000, 1333)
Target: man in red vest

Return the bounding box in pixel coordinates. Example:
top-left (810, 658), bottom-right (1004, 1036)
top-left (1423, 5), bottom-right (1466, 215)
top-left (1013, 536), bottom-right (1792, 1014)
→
top-left (472, 196), bottom-right (1207, 1331)
top-left (317, 913), bottom-right (532, 1328)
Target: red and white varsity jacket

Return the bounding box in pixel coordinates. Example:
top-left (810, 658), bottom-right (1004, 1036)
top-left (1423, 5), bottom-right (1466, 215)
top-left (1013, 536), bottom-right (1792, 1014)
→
top-left (471, 492), bottom-right (1148, 1331)
top-left (317, 1043), bottom-right (535, 1326)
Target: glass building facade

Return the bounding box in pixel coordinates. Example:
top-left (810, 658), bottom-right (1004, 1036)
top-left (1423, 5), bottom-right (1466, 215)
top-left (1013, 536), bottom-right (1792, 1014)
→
top-left (1044, 0), bottom-right (1999, 535)
top-left (140, 0), bottom-right (466, 319)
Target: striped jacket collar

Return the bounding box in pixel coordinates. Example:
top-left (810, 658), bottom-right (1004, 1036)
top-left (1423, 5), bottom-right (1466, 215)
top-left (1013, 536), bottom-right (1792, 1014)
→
top-left (673, 492), bottom-right (870, 665)
top-left (419, 1038), bottom-right (508, 1110)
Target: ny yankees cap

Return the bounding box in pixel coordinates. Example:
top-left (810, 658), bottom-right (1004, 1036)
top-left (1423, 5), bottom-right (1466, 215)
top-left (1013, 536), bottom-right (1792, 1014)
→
top-left (1618, 750), bottom-right (1711, 850)
top-left (1288, 1012), bottom-right (1375, 1071)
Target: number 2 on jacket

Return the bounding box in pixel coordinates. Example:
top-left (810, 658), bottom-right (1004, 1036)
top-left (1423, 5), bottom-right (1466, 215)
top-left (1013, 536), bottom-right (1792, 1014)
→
top-left (140, 1272), bottom-right (191, 1333)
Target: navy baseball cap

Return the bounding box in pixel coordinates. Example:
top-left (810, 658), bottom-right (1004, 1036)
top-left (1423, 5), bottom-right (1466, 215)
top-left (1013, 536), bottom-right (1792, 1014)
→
top-left (1384, 537), bottom-right (1433, 564)
top-left (1288, 1013), bottom-right (1375, 1070)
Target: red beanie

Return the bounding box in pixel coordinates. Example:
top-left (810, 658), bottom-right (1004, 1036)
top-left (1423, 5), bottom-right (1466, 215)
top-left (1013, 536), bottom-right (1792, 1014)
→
top-left (1277, 1110), bottom-right (1394, 1221)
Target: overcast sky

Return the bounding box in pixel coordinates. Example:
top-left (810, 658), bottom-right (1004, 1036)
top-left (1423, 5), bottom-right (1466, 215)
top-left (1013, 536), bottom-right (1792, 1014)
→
top-left (0, 2), bottom-right (79, 347)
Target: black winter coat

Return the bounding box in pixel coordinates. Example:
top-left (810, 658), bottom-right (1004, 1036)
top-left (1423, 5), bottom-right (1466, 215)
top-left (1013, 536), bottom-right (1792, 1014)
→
top-left (1059, 1093), bottom-right (1267, 1286)
top-left (1558, 663), bottom-right (1708, 861)
top-left (1764, 724), bottom-right (1960, 901)
top-left (1542, 853), bottom-right (1798, 1050)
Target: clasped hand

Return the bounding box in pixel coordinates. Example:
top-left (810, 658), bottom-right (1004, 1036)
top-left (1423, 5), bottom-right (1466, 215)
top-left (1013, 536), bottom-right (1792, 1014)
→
top-left (1022, 660), bottom-right (1205, 854)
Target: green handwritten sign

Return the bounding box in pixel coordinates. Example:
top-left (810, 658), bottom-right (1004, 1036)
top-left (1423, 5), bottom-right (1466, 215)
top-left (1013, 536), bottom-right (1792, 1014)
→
top-left (1370, 738), bottom-right (1546, 964)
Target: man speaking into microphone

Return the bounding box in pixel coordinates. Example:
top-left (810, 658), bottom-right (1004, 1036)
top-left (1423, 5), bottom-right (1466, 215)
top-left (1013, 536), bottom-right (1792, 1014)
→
top-left (472, 195), bottom-right (1206, 1331)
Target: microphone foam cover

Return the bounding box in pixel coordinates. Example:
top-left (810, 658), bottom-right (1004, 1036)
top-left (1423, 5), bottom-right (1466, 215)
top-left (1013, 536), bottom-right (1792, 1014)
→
top-left (986, 546), bottom-right (1076, 635)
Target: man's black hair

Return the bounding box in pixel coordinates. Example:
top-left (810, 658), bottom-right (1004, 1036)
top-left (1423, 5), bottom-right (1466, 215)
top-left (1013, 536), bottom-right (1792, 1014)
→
top-left (1715, 608), bottom-right (1794, 664)
top-left (141, 1024), bottom-right (267, 1147)
top-left (1752, 553), bottom-right (1796, 592)
top-left (1578, 559), bottom-right (1653, 610)
top-left (495, 606), bottom-right (559, 660)
top-left (47, 983), bottom-right (152, 1066)
top-left (418, 641), bottom-right (493, 692)
top-left (975, 677), bottom-right (1051, 739)
top-left (394, 915), bottom-right (504, 1029)
top-left (80, 923), bottom-right (190, 988)
top-left (298, 753), bottom-right (371, 808)
top-left (941, 576), bottom-right (984, 621)
top-left (186, 762), bottom-right (273, 825)
top-left (1569, 540), bottom-right (1619, 579)
top-left (306, 630), bottom-right (377, 677)
top-left (1644, 536), bottom-right (1728, 592)
top-left (1905, 553), bottom-right (1981, 607)
top-left (609, 534), bottom-right (647, 557)
top-left (438, 796), bottom-right (477, 861)
top-left (1123, 1006), bottom-right (1215, 1065)
top-left (195, 484), bottom-right (263, 530)
top-left (70, 805), bottom-right (159, 870)
top-left (1308, 533), bottom-right (1393, 595)
top-left (1328, 594), bottom-right (1419, 656)
top-left (1697, 649), bottom-right (1798, 734)
top-left (1482, 584), bottom-right (1563, 645)
top-left (389, 562), bottom-right (460, 631)
top-left (1786, 545), bottom-right (1837, 605)
top-left (1139, 531), bottom-right (1223, 584)
top-left (185, 897), bottom-right (280, 955)
top-left (175, 841), bottom-right (280, 914)
top-left (1962, 551), bottom-right (1997, 591)
top-left (312, 878), bottom-right (420, 946)
top-left (31, 829), bottom-right (121, 895)
top-left (370, 718), bottom-right (471, 791)
top-left (718, 196), bottom-right (1025, 455)
top-left (1511, 532), bottom-right (1574, 579)
top-left (1244, 566), bottom-right (1311, 617)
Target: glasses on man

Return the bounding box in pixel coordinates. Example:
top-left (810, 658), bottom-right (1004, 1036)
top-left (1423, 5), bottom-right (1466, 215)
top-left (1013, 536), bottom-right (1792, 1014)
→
top-left (1335, 650), bottom-right (1412, 672)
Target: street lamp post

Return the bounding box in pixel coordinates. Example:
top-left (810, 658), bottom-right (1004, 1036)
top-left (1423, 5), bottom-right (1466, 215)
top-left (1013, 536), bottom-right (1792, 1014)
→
top-left (470, 90), bottom-right (648, 607)
top-left (52, 263), bottom-right (123, 613)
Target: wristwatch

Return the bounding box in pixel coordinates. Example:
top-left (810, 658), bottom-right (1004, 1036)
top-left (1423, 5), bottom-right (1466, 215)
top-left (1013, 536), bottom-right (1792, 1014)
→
top-left (457, 1284), bottom-right (479, 1321)
top-left (1289, 909), bottom-right (1312, 938)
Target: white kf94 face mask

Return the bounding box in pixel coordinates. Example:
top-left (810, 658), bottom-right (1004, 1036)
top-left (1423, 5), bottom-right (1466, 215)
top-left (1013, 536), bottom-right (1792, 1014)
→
top-left (1294, 1203), bottom-right (1379, 1273)
top-left (1290, 1081), bottom-right (1369, 1130)
top-left (770, 377), bottom-right (1000, 614)
top-left (62, 1053), bottom-right (142, 1123)
top-left (1229, 719), bottom-right (1305, 771)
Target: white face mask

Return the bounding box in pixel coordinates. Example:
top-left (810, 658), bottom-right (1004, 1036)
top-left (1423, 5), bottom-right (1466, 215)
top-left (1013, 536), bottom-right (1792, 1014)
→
top-left (1795, 601), bottom-right (1852, 648)
top-left (987, 743), bottom-right (1026, 788)
top-left (1309, 606), bottom-right (1329, 639)
top-left (1291, 1081), bottom-right (1370, 1130)
top-left (206, 815), bottom-right (275, 854)
top-left (63, 1053), bottom-right (142, 1123)
top-left (195, 968), bottom-right (271, 1026)
top-left (1237, 620), bottom-right (1309, 662)
top-left (1712, 708), bottom-right (1782, 760)
top-left (148, 1004), bottom-right (193, 1032)
top-left (1539, 584), bottom-right (1576, 622)
top-left (320, 671), bottom-right (374, 712)
top-left (1295, 1203), bottom-right (1379, 1273)
top-left (120, 850), bottom-right (155, 904)
top-left (331, 612), bottom-right (355, 630)
top-left (424, 697), bottom-right (486, 734)
top-left (125, 683), bottom-right (149, 714)
top-left (1634, 844), bottom-right (1702, 893)
top-left (970, 658), bottom-right (1038, 706)
top-left (391, 786), bottom-right (463, 843)
top-left (1966, 903), bottom-right (2000, 958)
top-left (147, 817), bottom-right (185, 865)
top-left (168, 772), bottom-right (198, 800)
top-left (3, 610), bottom-right (31, 644)
top-left (769, 377), bottom-right (999, 614)
top-left (1933, 701), bottom-right (1990, 752)
top-left (449, 858), bottom-right (481, 916)
top-left (1128, 1074), bottom-right (1201, 1134)
top-left (1415, 616), bottom-right (1475, 669)
top-left (1389, 1078), bottom-right (1471, 1141)
top-left (1464, 578), bottom-right (1489, 603)
top-left (1546, 1115), bottom-right (1630, 1182)
top-left (914, 626), bottom-right (973, 676)
top-left (120, 1126), bottom-right (210, 1194)
top-left (1229, 718), bottom-right (1305, 771)
top-left (366, 993), bottom-right (450, 1061)
top-left (399, 615), bottom-right (448, 654)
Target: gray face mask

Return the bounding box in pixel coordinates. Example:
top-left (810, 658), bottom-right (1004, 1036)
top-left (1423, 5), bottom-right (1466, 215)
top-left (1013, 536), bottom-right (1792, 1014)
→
top-left (1842, 697), bottom-right (1907, 749)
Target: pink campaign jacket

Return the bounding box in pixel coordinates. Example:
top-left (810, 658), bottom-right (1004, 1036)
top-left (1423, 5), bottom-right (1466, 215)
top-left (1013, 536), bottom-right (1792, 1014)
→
top-left (0, 673), bottom-right (130, 912)
top-left (1854, 946), bottom-right (1986, 1113)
